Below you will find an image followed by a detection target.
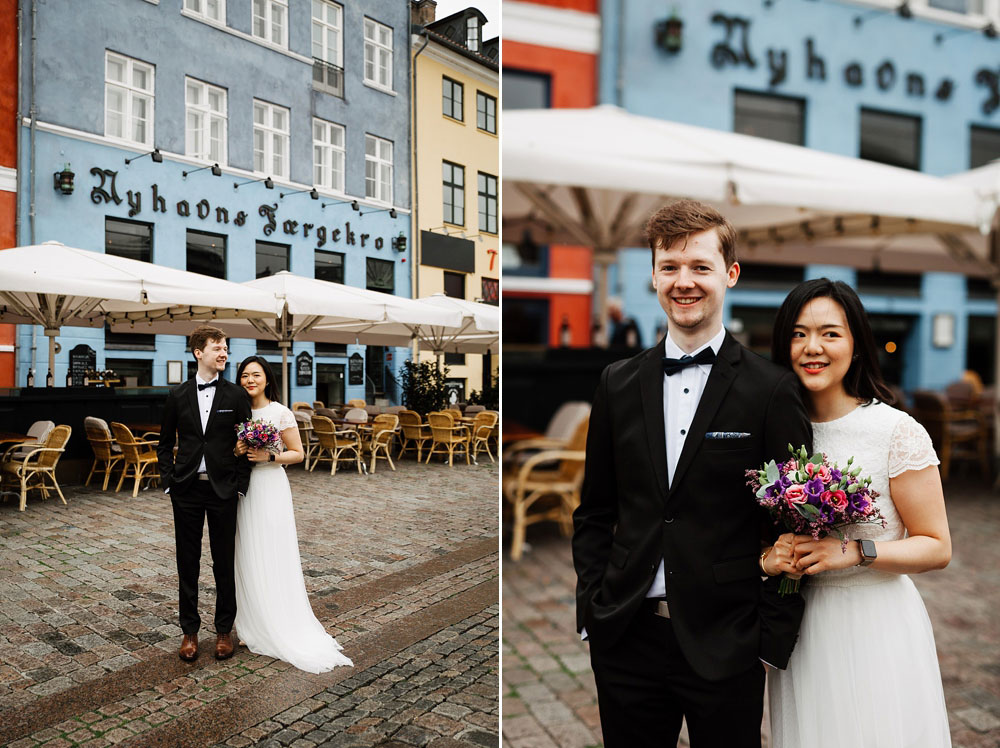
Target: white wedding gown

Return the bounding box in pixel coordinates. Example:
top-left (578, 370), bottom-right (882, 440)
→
top-left (769, 400), bottom-right (951, 747)
top-left (234, 401), bottom-right (353, 674)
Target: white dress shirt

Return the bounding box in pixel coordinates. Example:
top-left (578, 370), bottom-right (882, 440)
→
top-left (195, 373), bottom-right (219, 474)
top-left (646, 326), bottom-right (726, 599)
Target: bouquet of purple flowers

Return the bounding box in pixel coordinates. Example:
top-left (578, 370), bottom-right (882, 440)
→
top-left (746, 444), bottom-right (885, 594)
top-left (235, 419), bottom-right (282, 454)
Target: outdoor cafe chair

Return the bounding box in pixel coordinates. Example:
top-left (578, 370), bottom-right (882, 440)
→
top-left (1, 420), bottom-right (55, 465)
top-left (1, 424), bottom-right (72, 512)
top-left (397, 410), bottom-right (431, 462)
top-left (293, 410), bottom-right (319, 470)
top-left (347, 399), bottom-right (367, 408)
top-left (426, 412), bottom-right (471, 467)
top-left (470, 411), bottom-right (500, 464)
top-left (502, 401), bottom-right (591, 466)
top-left (364, 405), bottom-right (382, 418)
top-left (312, 400), bottom-right (325, 410)
top-left (365, 414), bottom-right (399, 473)
top-left (344, 408), bottom-right (368, 425)
top-left (444, 408), bottom-right (463, 420)
top-left (464, 405), bottom-right (485, 415)
top-left (84, 416), bottom-right (124, 490)
top-left (310, 414), bottom-right (363, 475)
top-left (384, 405), bottom-right (405, 415)
top-left (110, 422), bottom-right (161, 498)
top-left (291, 401), bottom-right (313, 412)
top-left (912, 390), bottom-right (990, 481)
top-left (502, 416), bottom-right (589, 561)
top-left (315, 407), bottom-right (339, 420)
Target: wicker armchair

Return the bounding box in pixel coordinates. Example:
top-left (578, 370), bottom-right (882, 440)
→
top-left (426, 412), bottom-right (471, 467)
top-left (1, 420), bottom-right (55, 465)
top-left (110, 422), bottom-right (161, 497)
top-left (347, 399), bottom-right (367, 408)
top-left (397, 410), bottom-right (431, 461)
top-left (912, 390), bottom-right (989, 480)
top-left (365, 414), bottom-right (399, 473)
top-left (293, 410), bottom-right (319, 470)
top-left (84, 416), bottom-right (124, 490)
top-left (291, 401), bottom-right (313, 412)
top-left (1, 425), bottom-right (72, 511)
top-left (311, 415), bottom-right (364, 475)
top-left (312, 400), bottom-right (325, 409)
top-left (470, 411), bottom-right (500, 464)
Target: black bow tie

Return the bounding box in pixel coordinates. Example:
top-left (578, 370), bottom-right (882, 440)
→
top-left (197, 380), bottom-right (219, 391)
top-left (663, 348), bottom-right (716, 376)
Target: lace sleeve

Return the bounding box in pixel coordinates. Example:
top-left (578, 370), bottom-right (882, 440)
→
top-left (276, 404), bottom-right (297, 432)
top-left (888, 413), bottom-right (940, 478)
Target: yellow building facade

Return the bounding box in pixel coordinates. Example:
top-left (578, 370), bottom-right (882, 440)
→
top-left (411, 6), bottom-right (499, 402)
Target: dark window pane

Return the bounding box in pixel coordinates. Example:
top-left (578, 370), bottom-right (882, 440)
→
top-left (856, 270), bottom-right (922, 296)
top-left (477, 91), bottom-right (496, 134)
top-left (443, 160), bottom-right (465, 226)
top-left (733, 89), bottom-right (805, 145)
top-left (444, 352), bottom-right (466, 365)
top-left (315, 250), bottom-right (345, 283)
top-left (187, 230), bottom-right (227, 279)
top-left (256, 240), bottom-right (289, 279)
top-left (105, 358), bottom-right (153, 387)
top-left (443, 76), bottom-right (463, 120)
top-left (366, 257), bottom-right (394, 293)
top-left (481, 277), bottom-right (498, 305)
top-left (970, 125), bottom-right (1000, 169)
top-left (967, 276), bottom-right (994, 300)
top-left (478, 172), bottom-right (497, 234)
top-left (444, 271), bottom-right (465, 299)
top-left (315, 342), bottom-right (348, 355)
top-left (106, 217), bottom-right (152, 262)
top-left (503, 297), bottom-right (549, 345)
top-left (502, 68), bottom-right (551, 110)
top-left (735, 262), bottom-right (804, 291)
top-left (859, 108), bottom-right (921, 170)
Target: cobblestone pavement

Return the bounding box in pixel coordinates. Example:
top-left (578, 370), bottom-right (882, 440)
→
top-left (502, 477), bottom-right (1000, 748)
top-left (0, 457), bottom-right (499, 747)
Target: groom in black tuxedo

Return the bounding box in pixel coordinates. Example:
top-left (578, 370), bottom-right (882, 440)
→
top-left (157, 325), bottom-right (251, 662)
top-left (573, 200), bottom-right (812, 747)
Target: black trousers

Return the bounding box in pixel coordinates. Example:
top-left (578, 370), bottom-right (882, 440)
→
top-left (171, 480), bottom-right (237, 635)
top-left (589, 607), bottom-right (765, 748)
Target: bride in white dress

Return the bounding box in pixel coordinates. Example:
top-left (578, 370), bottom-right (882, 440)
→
top-left (233, 356), bottom-right (353, 674)
top-left (762, 279), bottom-right (952, 747)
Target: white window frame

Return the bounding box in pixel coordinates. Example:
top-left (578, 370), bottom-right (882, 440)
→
top-left (252, 0), bottom-right (288, 48)
top-left (476, 91), bottom-right (496, 134)
top-left (183, 0), bottom-right (224, 23)
top-left (478, 171), bottom-right (497, 235)
top-left (443, 161), bottom-right (465, 227)
top-left (466, 16), bottom-right (480, 52)
top-left (313, 118), bottom-right (346, 193)
top-left (105, 51), bottom-right (155, 147)
top-left (844, 0), bottom-right (997, 27)
top-left (253, 100), bottom-right (290, 180)
top-left (363, 17), bottom-right (393, 92)
top-left (185, 78), bottom-right (228, 164)
top-left (312, 0), bottom-right (343, 67)
top-left (365, 134), bottom-right (393, 204)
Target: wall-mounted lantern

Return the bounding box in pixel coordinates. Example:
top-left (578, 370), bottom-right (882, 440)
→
top-left (392, 233), bottom-right (407, 252)
top-left (53, 164), bottom-right (75, 195)
top-left (654, 11), bottom-right (683, 54)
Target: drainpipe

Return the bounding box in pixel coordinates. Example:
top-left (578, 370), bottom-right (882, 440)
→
top-left (411, 27), bottom-right (430, 366)
top-left (28, 0), bottom-right (38, 382)
top-left (615, 0), bottom-right (625, 107)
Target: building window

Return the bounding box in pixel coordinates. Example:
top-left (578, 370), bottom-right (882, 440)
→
top-left (106, 217), bottom-right (152, 263)
top-left (363, 17), bottom-right (393, 91)
top-left (187, 230), bottom-right (226, 279)
top-left (443, 77), bottom-right (464, 121)
top-left (185, 78), bottom-right (227, 164)
top-left (253, 99), bottom-right (290, 179)
top-left (444, 271), bottom-right (465, 299)
top-left (312, 0), bottom-right (344, 97)
top-left (466, 16), bottom-right (480, 52)
top-left (477, 91), bottom-right (496, 134)
top-left (366, 257), bottom-right (394, 293)
top-left (860, 108), bottom-right (921, 171)
top-left (970, 125), bottom-right (1000, 169)
top-left (928, 0), bottom-right (984, 13)
top-left (252, 0), bottom-right (287, 47)
top-left (313, 118), bottom-right (346, 192)
top-left (443, 161), bottom-right (465, 226)
top-left (481, 277), bottom-right (499, 305)
top-left (501, 68), bottom-right (550, 109)
top-left (105, 358), bottom-right (153, 386)
top-left (444, 352), bottom-right (466, 366)
top-left (733, 89), bottom-right (805, 146)
top-left (478, 171), bottom-right (497, 235)
top-left (105, 51), bottom-right (154, 146)
top-left (315, 249), bottom-right (344, 284)
top-left (365, 134), bottom-right (393, 204)
top-left (184, 0), bottom-right (224, 22)
top-left (256, 240), bottom-right (289, 278)
top-left (856, 269), bottom-right (922, 296)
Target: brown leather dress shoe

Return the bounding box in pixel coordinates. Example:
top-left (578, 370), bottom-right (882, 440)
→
top-left (215, 632), bottom-right (235, 660)
top-left (178, 633), bottom-right (198, 662)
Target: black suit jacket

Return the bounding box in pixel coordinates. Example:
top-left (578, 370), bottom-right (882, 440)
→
top-left (572, 332), bottom-right (812, 681)
top-left (157, 377), bottom-right (252, 499)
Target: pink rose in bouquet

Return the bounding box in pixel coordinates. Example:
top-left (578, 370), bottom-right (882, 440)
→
top-left (235, 419), bottom-right (282, 454)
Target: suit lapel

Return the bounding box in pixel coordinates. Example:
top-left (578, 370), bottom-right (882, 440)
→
top-left (204, 380), bottom-right (224, 435)
top-left (667, 332), bottom-right (742, 499)
top-left (185, 379), bottom-right (204, 436)
top-left (639, 342), bottom-right (670, 500)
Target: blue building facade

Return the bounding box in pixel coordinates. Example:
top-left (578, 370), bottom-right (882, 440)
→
top-left (16, 0), bottom-right (413, 404)
top-left (600, 0), bottom-right (1000, 391)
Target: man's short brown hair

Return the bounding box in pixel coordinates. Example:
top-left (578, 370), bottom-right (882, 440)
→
top-left (644, 199), bottom-right (738, 268)
top-left (189, 324), bottom-right (228, 354)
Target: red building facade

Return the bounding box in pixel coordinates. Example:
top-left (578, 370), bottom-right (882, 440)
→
top-left (0, 0), bottom-right (18, 386)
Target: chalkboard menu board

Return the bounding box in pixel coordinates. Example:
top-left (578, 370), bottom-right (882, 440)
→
top-left (69, 344), bottom-right (96, 386)
top-left (348, 352), bottom-right (364, 385)
top-left (296, 351), bottom-right (313, 387)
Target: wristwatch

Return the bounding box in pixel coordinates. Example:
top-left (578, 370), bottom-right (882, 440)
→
top-left (268, 453), bottom-right (275, 462)
top-left (857, 539), bottom-right (877, 567)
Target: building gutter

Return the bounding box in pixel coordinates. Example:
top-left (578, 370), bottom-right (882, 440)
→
top-left (410, 27), bottom-right (430, 362)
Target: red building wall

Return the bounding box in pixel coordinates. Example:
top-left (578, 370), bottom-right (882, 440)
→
top-left (0, 0), bottom-right (17, 386)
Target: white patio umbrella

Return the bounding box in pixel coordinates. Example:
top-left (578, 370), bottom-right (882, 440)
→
top-left (0, 241), bottom-right (282, 378)
top-left (503, 105), bottom-right (989, 332)
top-left (416, 294), bottom-right (499, 358)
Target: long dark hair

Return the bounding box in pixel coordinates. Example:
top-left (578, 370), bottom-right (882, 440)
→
top-left (236, 356), bottom-right (280, 404)
top-left (771, 278), bottom-right (895, 406)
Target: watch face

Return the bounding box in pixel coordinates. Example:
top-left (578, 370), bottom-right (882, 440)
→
top-left (860, 539), bottom-right (876, 559)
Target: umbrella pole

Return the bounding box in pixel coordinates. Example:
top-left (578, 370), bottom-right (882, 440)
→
top-left (594, 255), bottom-right (612, 346)
top-left (45, 328), bottom-right (58, 385)
top-left (280, 341), bottom-right (290, 404)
